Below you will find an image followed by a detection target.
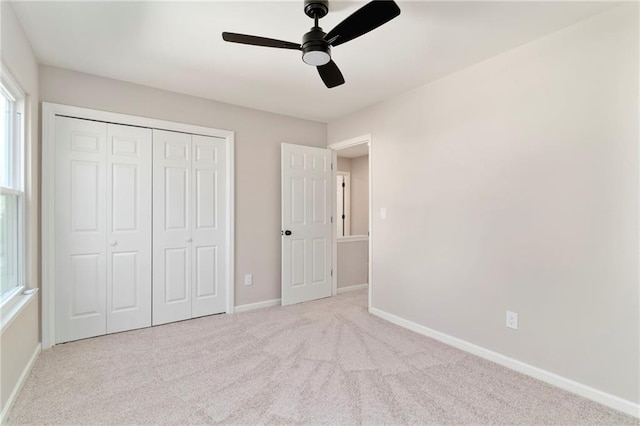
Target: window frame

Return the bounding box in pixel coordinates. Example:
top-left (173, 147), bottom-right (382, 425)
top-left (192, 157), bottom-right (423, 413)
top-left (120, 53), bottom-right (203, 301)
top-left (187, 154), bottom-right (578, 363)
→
top-left (0, 64), bottom-right (26, 306)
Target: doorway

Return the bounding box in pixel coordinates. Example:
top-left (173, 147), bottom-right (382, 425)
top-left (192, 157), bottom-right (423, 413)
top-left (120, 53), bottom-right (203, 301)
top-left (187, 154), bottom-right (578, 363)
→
top-left (328, 134), bottom-right (372, 309)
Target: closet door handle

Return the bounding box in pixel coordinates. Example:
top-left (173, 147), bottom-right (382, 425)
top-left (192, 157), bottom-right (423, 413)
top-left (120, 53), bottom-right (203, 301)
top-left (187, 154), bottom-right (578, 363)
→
top-left (186, 238), bottom-right (193, 243)
top-left (110, 240), bottom-right (118, 246)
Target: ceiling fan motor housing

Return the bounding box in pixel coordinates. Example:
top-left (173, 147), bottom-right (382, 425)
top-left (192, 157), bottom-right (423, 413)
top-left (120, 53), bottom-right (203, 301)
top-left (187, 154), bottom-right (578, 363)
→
top-left (304, 0), bottom-right (329, 19)
top-left (302, 27), bottom-right (330, 66)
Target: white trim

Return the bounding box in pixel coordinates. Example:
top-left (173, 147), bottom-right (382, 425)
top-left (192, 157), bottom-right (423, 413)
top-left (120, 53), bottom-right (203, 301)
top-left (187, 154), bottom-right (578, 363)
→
top-left (370, 307), bottom-right (640, 418)
top-left (226, 134), bottom-right (235, 314)
top-left (42, 103), bottom-right (233, 138)
top-left (0, 287), bottom-right (37, 333)
top-left (328, 133), bottom-right (372, 151)
top-left (331, 150), bottom-right (338, 296)
top-left (0, 62), bottom-right (26, 100)
top-left (337, 235), bottom-right (368, 243)
top-left (41, 102), bottom-right (235, 348)
top-left (337, 283), bottom-right (368, 294)
top-left (368, 137), bottom-right (372, 311)
top-left (0, 187), bottom-right (22, 196)
top-left (234, 298), bottom-right (281, 313)
top-left (1, 64), bottom-right (27, 305)
top-left (0, 342), bottom-right (41, 424)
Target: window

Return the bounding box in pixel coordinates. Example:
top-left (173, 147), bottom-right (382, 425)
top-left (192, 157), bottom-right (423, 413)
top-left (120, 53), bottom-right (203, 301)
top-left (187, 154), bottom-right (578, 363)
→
top-left (0, 69), bottom-right (24, 303)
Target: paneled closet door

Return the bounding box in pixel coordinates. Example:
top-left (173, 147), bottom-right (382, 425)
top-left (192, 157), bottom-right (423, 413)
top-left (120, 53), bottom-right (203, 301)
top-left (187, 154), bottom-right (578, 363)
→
top-left (191, 135), bottom-right (227, 318)
top-left (106, 124), bottom-right (152, 333)
top-left (153, 129), bottom-right (192, 325)
top-left (55, 117), bottom-right (108, 343)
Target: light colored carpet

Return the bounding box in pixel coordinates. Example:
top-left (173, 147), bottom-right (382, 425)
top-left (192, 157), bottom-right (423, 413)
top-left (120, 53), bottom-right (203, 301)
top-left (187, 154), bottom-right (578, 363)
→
top-left (7, 290), bottom-right (637, 425)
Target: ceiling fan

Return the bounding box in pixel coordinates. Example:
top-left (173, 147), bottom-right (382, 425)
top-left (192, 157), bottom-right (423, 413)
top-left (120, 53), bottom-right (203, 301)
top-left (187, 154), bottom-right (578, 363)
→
top-left (222, 0), bottom-right (401, 89)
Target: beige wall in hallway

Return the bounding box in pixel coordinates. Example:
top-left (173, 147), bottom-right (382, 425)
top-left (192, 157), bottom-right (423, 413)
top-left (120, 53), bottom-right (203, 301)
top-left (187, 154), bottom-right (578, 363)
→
top-left (337, 240), bottom-right (368, 288)
top-left (0, 1), bottom-right (40, 415)
top-left (39, 65), bottom-right (327, 307)
top-left (328, 5), bottom-right (639, 404)
top-left (337, 156), bottom-right (351, 172)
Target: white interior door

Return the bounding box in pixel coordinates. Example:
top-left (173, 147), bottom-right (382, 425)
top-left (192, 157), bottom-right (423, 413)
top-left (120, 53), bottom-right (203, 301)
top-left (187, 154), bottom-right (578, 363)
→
top-left (281, 143), bottom-right (332, 306)
top-left (153, 129), bottom-right (192, 325)
top-left (106, 124), bottom-right (152, 333)
top-left (55, 116), bottom-right (107, 343)
top-left (191, 135), bottom-right (227, 318)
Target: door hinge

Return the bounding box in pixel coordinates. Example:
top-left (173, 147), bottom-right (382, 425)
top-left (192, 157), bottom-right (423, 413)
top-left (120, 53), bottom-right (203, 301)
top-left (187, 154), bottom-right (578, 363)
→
top-left (331, 163), bottom-right (333, 170)
top-left (331, 216), bottom-right (333, 223)
top-left (331, 269), bottom-right (333, 277)
top-left (341, 182), bottom-right (345, 188)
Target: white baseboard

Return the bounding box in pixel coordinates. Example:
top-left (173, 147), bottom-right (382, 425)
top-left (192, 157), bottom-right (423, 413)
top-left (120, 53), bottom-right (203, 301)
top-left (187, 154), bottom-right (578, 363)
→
top-left (0, 342), bottom-right (41, 424)
top-left (337, 283), bottom-right (368, 294)
top-left (370, 308), bottom-right (639, 418)
top-left (234, 298), bottom-right (281, 313)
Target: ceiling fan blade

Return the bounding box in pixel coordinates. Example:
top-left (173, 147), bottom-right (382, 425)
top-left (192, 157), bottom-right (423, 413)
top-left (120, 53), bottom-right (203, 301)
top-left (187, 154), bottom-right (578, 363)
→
top-left (317, 60), bottom-right (345, 88)
top-left (325, 1), bottom-right (401, 47)
top-left (222, 32), bottom-right (301, 50)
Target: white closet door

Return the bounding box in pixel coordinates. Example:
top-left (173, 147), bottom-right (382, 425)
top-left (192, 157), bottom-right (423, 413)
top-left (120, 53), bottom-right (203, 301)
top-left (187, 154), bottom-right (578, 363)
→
top-left (153, 129), bottom-right (192, 325)
top-left (55, 117), bottom-right (108, 343)
top-left (191, 135), bottom-right (227, 318)
top-left (106, 124), bottom-right (152, 333)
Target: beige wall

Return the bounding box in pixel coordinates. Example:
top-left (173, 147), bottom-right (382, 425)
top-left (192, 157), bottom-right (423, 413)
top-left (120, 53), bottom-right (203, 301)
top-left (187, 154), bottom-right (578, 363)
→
top-left (337, 240), bottom-right (368, 288)
top-left (350, 155), bottom-right (369, 236)
top-left (39, 65), bottom-right (326, 306)
top-left (0, 300), bottom-right (39, 410)
top-left (337, 156), bottom-right (351, 172)
top-left (0, 0), bottom-right (41, 415)
top-left (328, 5), bottom-right (639, 404)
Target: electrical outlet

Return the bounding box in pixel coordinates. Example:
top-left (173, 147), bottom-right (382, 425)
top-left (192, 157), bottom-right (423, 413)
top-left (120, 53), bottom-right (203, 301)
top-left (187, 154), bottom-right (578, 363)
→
top-left (506, 311), bottom-right (518, 330)
top-left (244, 274), bottom-right (253, 286)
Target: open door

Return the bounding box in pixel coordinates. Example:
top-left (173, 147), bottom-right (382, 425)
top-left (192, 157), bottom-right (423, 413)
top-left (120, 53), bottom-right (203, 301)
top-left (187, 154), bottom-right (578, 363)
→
top-left (281, 143), bottom-right (333, 306)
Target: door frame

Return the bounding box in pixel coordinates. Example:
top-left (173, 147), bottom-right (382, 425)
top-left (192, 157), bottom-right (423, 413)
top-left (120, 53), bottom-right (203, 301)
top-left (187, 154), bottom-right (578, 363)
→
top-left (327, 134), bottom-right (372, 310)
top-left (42, 102), bottom-right (235, 349)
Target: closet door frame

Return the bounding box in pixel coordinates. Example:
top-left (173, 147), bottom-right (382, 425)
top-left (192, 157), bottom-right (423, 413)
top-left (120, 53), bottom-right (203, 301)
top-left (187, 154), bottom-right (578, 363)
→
top-left (42, 102), bottom-right (235, 349)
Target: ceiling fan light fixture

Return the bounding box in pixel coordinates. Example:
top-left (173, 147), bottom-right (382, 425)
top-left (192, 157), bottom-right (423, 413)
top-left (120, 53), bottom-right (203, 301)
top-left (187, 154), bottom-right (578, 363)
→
top-left (303, 50), bottom-right (330, 66)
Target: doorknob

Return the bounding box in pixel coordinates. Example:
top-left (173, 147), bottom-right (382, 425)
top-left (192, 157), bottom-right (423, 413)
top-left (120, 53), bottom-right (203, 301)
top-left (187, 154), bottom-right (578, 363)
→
top-left (186, 238), bottom-right (193, 243)
top-left (110, 240), bottom-right (117, 246)
top-left (284, 230), bottom-right (292, 236)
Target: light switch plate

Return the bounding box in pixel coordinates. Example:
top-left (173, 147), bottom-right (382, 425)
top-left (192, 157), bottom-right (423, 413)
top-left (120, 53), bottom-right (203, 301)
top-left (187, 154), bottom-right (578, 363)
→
top-left (506, 311), bottom-right (518, 330)
top-left (380, 207), bottom-right (387, 219)
top-left (244, 274), bottom-right (253, 286)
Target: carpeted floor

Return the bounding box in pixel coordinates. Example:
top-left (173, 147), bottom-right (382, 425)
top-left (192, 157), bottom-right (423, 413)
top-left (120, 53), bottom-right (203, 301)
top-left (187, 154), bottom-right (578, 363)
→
top-left (7, 289), bottom-right (638, 425)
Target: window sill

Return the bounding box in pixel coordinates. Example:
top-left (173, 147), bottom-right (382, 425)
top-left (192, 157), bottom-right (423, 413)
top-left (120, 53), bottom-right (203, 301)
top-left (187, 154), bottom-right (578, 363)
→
top-left (0, 287), bottom-right (38, 334)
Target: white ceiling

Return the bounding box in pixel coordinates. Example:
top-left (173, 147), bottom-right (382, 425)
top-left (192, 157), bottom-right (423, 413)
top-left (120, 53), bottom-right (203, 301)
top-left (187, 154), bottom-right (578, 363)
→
top-left (12, 1), bottom-right (617, 122)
